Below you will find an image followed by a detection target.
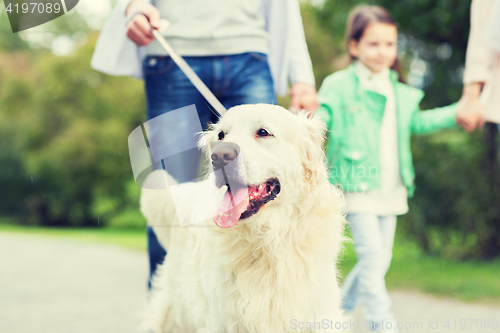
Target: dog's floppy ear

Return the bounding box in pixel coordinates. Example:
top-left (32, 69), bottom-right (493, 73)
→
top-left (300, 112), bottom-right (327, 147)
top-left (296, 111), bottom-right (328, 186)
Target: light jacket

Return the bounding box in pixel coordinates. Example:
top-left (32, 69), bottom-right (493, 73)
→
top-left (90, 0), bottom-right (315, 96)
top-left (485, 0), bottom-right (500, 52)
top-left (315, 64), bottom-right (459, 197)
top-left (464, 0), bottom-right (500, 123)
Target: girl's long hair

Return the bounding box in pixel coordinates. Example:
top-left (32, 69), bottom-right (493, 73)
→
top-left (346, 5), bottom-right (406, 83)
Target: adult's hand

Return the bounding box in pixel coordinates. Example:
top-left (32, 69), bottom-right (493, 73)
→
top-left (125, 0), bottom-right (161, 47)
top-left (456, 82), bottom-right (486, 132)
top-left (289, 82), bottom-right (319, 114)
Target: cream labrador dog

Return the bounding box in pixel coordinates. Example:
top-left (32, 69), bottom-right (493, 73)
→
top-left (141, 104), bottom-right (346, 333)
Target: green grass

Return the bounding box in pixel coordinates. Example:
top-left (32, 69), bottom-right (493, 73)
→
top-left (0, 221), bottom-right (146, 251)
top-left (2, 221), bottom-right (499, 305)
top-left (338, 233), bottom-right (500, 305)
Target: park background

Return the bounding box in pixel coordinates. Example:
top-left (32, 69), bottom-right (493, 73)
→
top-left (0, 0), bottom-right (499, 306)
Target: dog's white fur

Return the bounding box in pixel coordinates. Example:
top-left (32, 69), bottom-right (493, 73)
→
top-left (141, 104), bottom-right (346, 333)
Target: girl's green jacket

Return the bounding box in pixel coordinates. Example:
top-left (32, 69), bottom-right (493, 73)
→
top-left (315, 64), bottom-right (459, 197)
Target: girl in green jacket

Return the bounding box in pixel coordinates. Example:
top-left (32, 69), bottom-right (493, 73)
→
top-left (315, 5), bottom-right (469, 332)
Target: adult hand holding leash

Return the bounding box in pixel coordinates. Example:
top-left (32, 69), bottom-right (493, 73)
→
top-left (125, 0), bottom-right (161, 47)
top-left (124, 2), bottom-right (227, 116)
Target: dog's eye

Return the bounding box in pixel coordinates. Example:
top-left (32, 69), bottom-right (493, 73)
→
top-left (218, 131), bottom-right (225, 141)
top-left (256, 128), bottom-right (272, 138)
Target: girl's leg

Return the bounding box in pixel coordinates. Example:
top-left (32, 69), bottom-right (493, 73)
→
top-left (340, 263), bottom-right (362, 313)
top-left (378, 215), bottom-right (397, 273)
top-left (340, 213), bottom-right (366, 314)
top-left (372, 215), bottom-right (398, 331)
top-left (343, 213), bottom-right (397, 331)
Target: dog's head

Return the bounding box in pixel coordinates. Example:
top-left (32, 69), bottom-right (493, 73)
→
top-left (202, 104), bottom-right (329, 228)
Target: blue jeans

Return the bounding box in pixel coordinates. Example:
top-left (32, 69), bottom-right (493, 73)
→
top-left (143, 52), bottom-right (275, 288)
top-left (341, 214), bottom-right (397, 331)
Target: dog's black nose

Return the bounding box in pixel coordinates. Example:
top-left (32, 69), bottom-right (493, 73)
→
top-left (211, 143), bottom-right (239, 170)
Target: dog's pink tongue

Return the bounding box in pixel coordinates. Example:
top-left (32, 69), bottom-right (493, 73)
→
top-left (213, 187), bottom-right (249, 228)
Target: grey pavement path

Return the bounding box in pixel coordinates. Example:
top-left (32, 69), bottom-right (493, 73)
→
top-left (0, 233), bottom-right (148, 333)
top-left (1, 233), bottom-right (499, 333)
top-left (350, 290), bottom-right (500, 332)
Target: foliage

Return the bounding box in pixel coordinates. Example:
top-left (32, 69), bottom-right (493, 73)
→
top-left (0, 34), bottom-right (146, 227)
top-left (403, 128), bottom-right (500, 260)
top-left (0, 10), bottom-right (27, 51)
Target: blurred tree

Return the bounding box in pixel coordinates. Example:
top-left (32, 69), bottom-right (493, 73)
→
top-left (0, 9), bottom-right (27, 51)
top-left (407, 129), bottom-right (500, 260)
top-left (0, 34), bottom-right (146, 227)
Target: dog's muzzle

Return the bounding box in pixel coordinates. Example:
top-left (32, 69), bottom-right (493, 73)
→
top-left (209, 142), bottom-right (281, 228)
top-left (211, 142), bottom-right (245, 188)
top-left (211, 142), bottom-right (240, 170)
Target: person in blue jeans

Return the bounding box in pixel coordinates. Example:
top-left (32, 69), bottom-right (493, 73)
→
top-left (92, 0), bottom-right (318, 289)
top-left (143, 52), bottom-right (275, 287)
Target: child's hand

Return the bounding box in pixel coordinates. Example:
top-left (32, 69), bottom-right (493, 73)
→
top-left (289, 83), bottom-right (319, 114)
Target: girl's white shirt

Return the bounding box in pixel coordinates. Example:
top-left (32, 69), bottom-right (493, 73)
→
top-left (90, 0), bottom-right (315, 96)
top-left (344, 61), bottom-right (409, 216)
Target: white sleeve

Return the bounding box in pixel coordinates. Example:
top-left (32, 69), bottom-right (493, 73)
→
top-left (286, 0), bottom-right (315, 87)
top-left (90, 0), bottom-right (144, 78)
top-left (463, 0), bottom-right (494, 84)
top-left (485, 0), bottom-right (500, 52)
